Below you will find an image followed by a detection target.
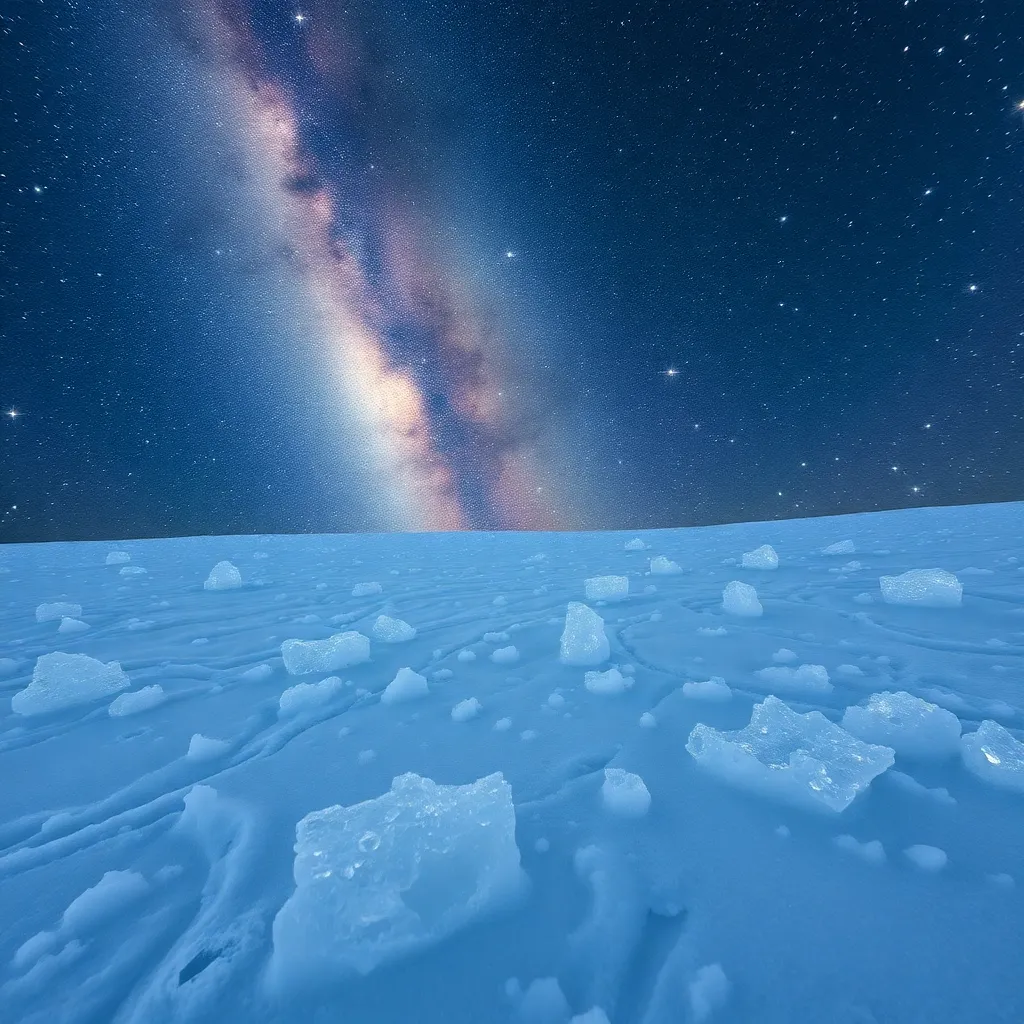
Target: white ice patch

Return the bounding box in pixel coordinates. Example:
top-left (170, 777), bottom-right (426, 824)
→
top-left (721, 580), bottom-right (762, 617)
top-left (961, 720), bottom-right (1024, 792)
top-left (686, 695), bottom-right (895, 812)
top-left (754, 663), bottom-right (832, 694)
top-left (689, 963), bottom-right (730, 1022)
top-left (649, 556), bottom-right (683, 575)
top-left (13, 652), bottom-right (130, 716)
top-left (821, 540), bottom-right (856, 555)
top-left (204, 561), bottom-right (242, 590)
top-left (841, 691), bottom-right (962, 759)
top-left (351, 582), bottom-right (382, 597)
top-left (772, 648), bottom-right (798, 663)
top-left (119, 565), bottom-right (147, 577)
top-left (451, 697), bottom-right (481, 722)
top-left (108, 685), bottom-right (166, 717)
top-left (105, 551), bottom-right (131, 564)
top-left (624, 537), bottom-right (647, 550)
top-left (559, 603), bottom-right (610, 666)
top-left (600, 768), bottom-right (651, 817)
top-left (241, 664), bottom-right (273, 682)
top-left (268, 772), bottom-right (525, 986)
top-left (742, 543), bottom-right (778, 569)
top-left (584, 575), bottom-right (629, 602)
top-left (639, 711), bottom-right (657, 728)
top-left (35, 602), bottom-right (82, 623)
top-left (584, 667), bottom-right (631, 695)
top-left (381, 667), bottom-right (429, 705)
top-left (457, 649), bottom-right (477, 662)
top-left (372, 615), bottom-right (417, 643)
top-left (279, 676), bottom-right (344, 716)
top-left (491, 646), bottom-right (520, 664)
top-left (56, 616), bottom-right (89, 634)
top-left (904, 844), bottom-right (947, 872)
top-left (281, 632), bottom-right (370, 675)
top-left (186, 734), bottom-right (230, 761)
top-left (834, 834), bottom-right (886, 865)
top-left (879, 568), bottom-right (963, 607)
top-left (682, 676), bottom-right (733, 701)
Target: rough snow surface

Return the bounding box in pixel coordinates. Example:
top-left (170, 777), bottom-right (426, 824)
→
top-left (686, 695), bottom-right (895, 812)
top-left (12, 652), bottom-right (130, 715)
top-left (879, 568), bottom-right (963, 607)
top-left (841, 691), bottom-right (962, 759)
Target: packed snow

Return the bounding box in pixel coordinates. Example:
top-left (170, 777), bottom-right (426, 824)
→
top-left (1, 502), bottom-right (1023, 1024)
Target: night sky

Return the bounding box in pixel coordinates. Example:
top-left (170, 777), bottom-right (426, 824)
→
top-left (2, 0), bottom-right (1023, 543)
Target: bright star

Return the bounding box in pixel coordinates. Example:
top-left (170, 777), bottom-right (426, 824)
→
top-left (294, 12), bottom-right (306, 23)
top-left (505, 251), bottom-right (516, 259)
top-left (6, 410), bottom-right (17, 419)
top-left (968, 283), bottom-right (978, 292)
top-left (779, 215), bottom-right (788, 223)
top-left (663, 368), bottom-right (679, 377)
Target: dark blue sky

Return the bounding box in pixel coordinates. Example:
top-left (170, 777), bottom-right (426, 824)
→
top-left (2, 0), bottom-right (1022, 542)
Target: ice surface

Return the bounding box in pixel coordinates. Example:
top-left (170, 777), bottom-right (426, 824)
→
top-left (904, 845), bottom-right (947, 872)
top-left (203, 560), bottom-right (242, 590)
top-left (689, 964), bottom-right (729, 1022)
top-left (639, 711), bottom-right (657, 728)
top-left (119, 565), bottom-right (146, 576)
top-left (281, 631), bottom-right (370, 674)
top-left (961, 720), bottom-right (1024, 792)
top-left (381, 667), bottom-right (429, 704)
top-left (686, 695), bottom-right (895, 812)
top-left (61, 870), bottom-right (149, 933)
top-left (841, 692), bottom-right (962, 759)
top-left (451, 697), bottom-right (481, 722)
top-left (742, 543), bottom-right (778, 569)
top-left (279, 676), bottom-right (345, 716)
top-left (12, 652), bottom-right (130, 715)
top-left (584, 667), bottom-right (631, 695)
top-left (559, 603), bottom-right (610, 666)
top-left (35, 602), bottom-right (81, 623)
top-left (601, 768), bottom-right (651, 817)
top-left (649, 556), bottom-right (682, 575)
top-left (372, 615), bottom-right (416, 642)
top-left (514, 977), bottom-right (571, 1023)
top-left (108, 684), bottom-right (166, 717)
top-left (879, 568), bottom-right (963, 607)
top-left (682, 676), bottom-right (733, 701)
top-left (584, 575), bottom-right (629, 601)
top-left (721, 580), bottom-right (762, 616)
top-left (571, 1009), bottom-right (611, 1024)
top-left (772, 648), bottom-right (797, 663)
top-left (754, 663), bottom-right (832, 694)
top-left (269, 772), bottom-right (525, 985)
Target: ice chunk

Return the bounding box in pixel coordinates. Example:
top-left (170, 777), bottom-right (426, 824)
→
top-left (639, 712), bottom-right (657, 728)
top-left (457, 649), bottom-right (477, 662)
top-left (105, 550), bottom-right (131, 564)
top-left (879, 568), bottom-right (962, 607)
top-left (269, 771), bottom-right (525, 985)
top-left (649, 555), bottom-right (682, 575)
top-left (689, 963), bottom-right (729, 1022)
top-left (961, 720), bottom-right (1024, 792)
top-left (547, 691), bottom-right (566, 709)
top-left (584, 575), bottom-right (629, 602)
top-left (624, 537), bottom-right (647, 551)
top-left (494, 717), bottom-right (512, 732)
top-left (204, 560), bottom-right (242, 590)
top-left (822, 540), bottom-right (856, 555)
top-left (515, 977), bottom-right (571, 1023)
top-left (682, 676), bottom-right (733, 701)
top-left (56, 616), bottom-right (89, 634)
top-left (698, 626), bottom-right (727, 636)
top-left (483, 631), bottom-right (510, 643)
top-left (62, 870), bottom-right (149, 934)
top-left (491, 646), bottom-right (520, 664)
top-left (904, 844), bottom-right (947, 872)
top-left (109, 685), bottom-right (166, 717)
top-left (754, 663), bottom-right (832, 694)
top-left (686, 695), bottom-right (895, 812)
top-left (279, 676), bottom-right (344, 716)
top-left (772, 648), bottom-right (797, 663)
top-left (352, 582), bottom-right (382, 597)
top-left (841, 691), bottom-right (961, 759)
top-left (742, 543), bottom-right (778, 569)
top-left (372, 615), bottom-right (416, 643)
top-left (560, 603), bottom-right (609, 666)
top-left (241, 664), bottom-right (273, 681)
top-left (119, 565), bottom-right (147, 576)
top-left (13, 652), bottom-right (130, 716)
top-left (601, 768), bottom-right (651, 817)
top-left (281, 631), bottom-right (370, 675)
top-left (187, 733), bottom-right (230, 760)
top-left (836, 663), bottom-right (863, 677)
top-left (584, 667), bottom-right (631, 695)
top-left (721, 580), bottom-right (762, 617)
top-left (451, 697), bottom-right (481, 722)
top-left (834, 834), bottom-right (886, 865)
top-left (886, 770), bottom-right (956, 806)
top-left (35, 602), bottom-right (82, 623)
top-left (381, 667), bottom-right (429, 705)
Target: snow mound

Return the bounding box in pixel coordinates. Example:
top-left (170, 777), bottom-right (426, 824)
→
top-left (822, 540), bottom-right (856, 555)
top-left (834, 834), bottom-right (886, 865)
top-left (351, 582), bottom-right (382, 597)
top-left (686, 695), bottom-right (895, 812)
top-left (961, 720), bottom-right (1024, 792)
top-left (108, 685), bottom-right (166, 717)
top-left (13, 653), bottom-right (130, 716)
top-left (203, 560), bottom-right (242, 590)
top-left (624, 537), bottom-right (647, 550)
top-left (584, 575), bottom-right (629, 601)
top-left (682, 676), bottom-right (733, 701)
top-left (879, 568), bottom-right (962, 607)
top-left (742, 543), bottom-right (778, 569)
top-left (457, 649), bottom-right (476, 663)
top-left (841, 691), bottom-right (962, 759)
top-left (119, 565), bottom-right (147, 577)
top-left (372, 615), bottom-right (417, 643)
top-left (268, 771), bottom-right (525, 985)
top-left (451, 697), bottom-right (481, 722)
top-left (281, 631), bottom-right (370, 675)
top-left (186, 734), bottom-right (229, 760)
top-left (722, 580), bottom-right (762, 617)
top-left (279, 676), bottom-right (344, 716)
top-left (491, 646), bottom-right (519, 664)
top-left (772, 648), bottom-right (797, 663)
top-left (57, 617), bottom-right (89, 634)
top-left (584, 667), bottom-right (631, 695)
top-left (559, 603), bottom-right (609, 666)
top-left (381, 667), bottom-right (429, 705)
top-left (35, 602), bottom-right (81, 623)
top-left (904, 844), bottom-right (947, 872)
top-left (754, 663), bottom-right (832, 694)
top-left (649, 555), bottom-right (682, 575)
top-left (601, 768), bottom-right (651, 817)
top-left (689, 963), bottom-right (730, 1022)
top-left (104, 551), bottom-right (131, 565)
top-left (241, 664), bottom-right (273, 681)
top-left (62, 870), bottom-right (149, 934)
top-left (639, 712), bottom-right (657, 728)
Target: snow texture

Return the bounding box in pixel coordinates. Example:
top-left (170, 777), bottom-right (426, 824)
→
top-left (841, 691), bottom-right (962, 759)
top-left (879, 568), bottom-right (963, 607)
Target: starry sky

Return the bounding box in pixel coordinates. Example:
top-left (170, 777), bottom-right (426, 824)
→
top-left (2, 0), bottom-right (1023, 543)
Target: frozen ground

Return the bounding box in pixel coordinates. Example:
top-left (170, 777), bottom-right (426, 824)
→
top-left (1, 501), bottom-right (1023, 1024)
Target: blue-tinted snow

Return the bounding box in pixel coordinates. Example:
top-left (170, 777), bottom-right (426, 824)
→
top-left (0, 501), bottom-right (1023, 1024)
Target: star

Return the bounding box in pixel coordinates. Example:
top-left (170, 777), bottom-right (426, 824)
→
top-left (779, 215), bottom-right (788, 223)
top-left (662, 368), bottom-right (679, 377)
top-left (505, 251), bottom-right (516, 259)
top-left (968, 283), bottom-right (978, 293)
top-left (6, 409), bottom-right (17, 419)
top-left (294, 12), bottom-right (306, 24)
